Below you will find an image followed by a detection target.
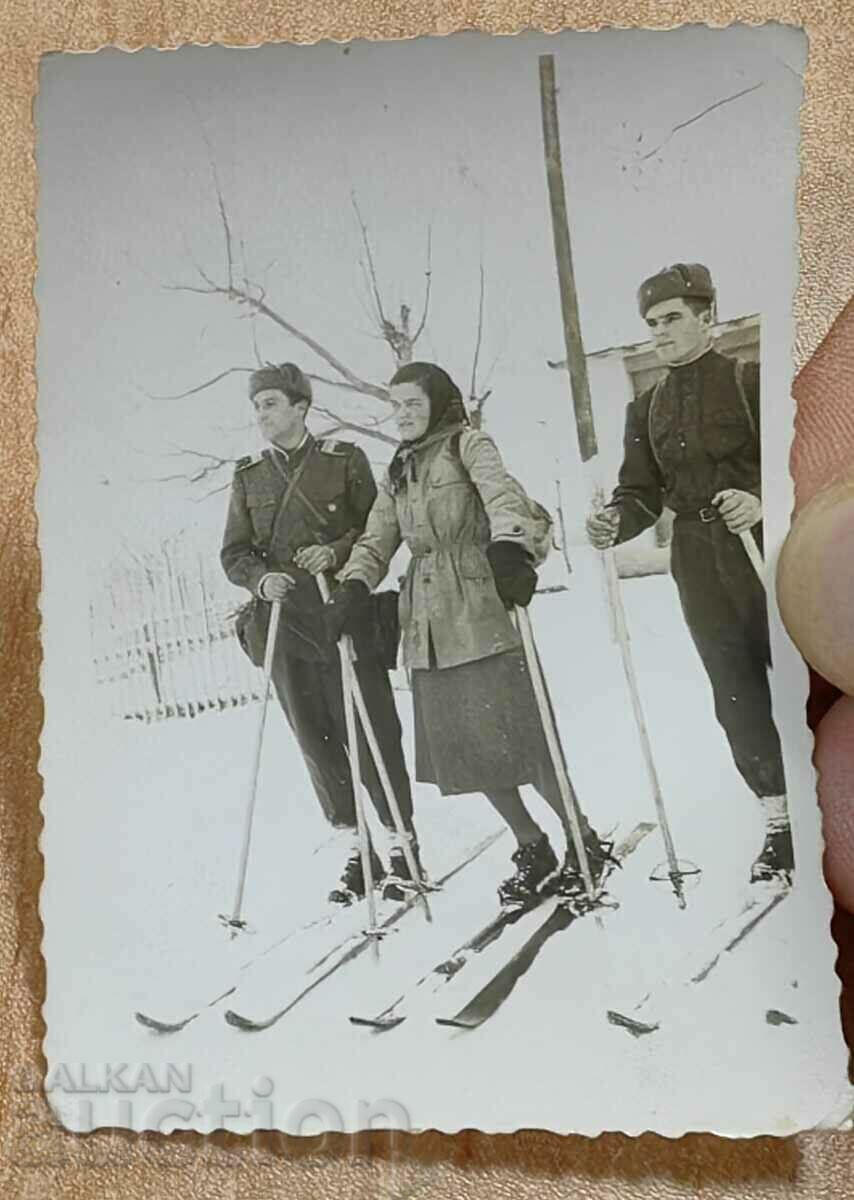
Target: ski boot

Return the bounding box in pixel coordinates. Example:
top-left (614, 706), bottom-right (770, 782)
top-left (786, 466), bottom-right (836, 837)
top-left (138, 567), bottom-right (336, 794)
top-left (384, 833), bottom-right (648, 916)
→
top-left (750, 823), bottom-right (794, 885)
top-left (555, 831), bottom-right (618, 907)
top-left (329, 842), bottom-right (386, 906)
top-left (383, 832), bottom-right (427, 903)
top-left (497, 832), bottom-right (558, 909)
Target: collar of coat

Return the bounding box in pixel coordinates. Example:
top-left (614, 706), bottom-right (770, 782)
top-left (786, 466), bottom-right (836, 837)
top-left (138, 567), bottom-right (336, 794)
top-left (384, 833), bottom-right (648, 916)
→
top-left (388, 421), bottom-right (468, 491)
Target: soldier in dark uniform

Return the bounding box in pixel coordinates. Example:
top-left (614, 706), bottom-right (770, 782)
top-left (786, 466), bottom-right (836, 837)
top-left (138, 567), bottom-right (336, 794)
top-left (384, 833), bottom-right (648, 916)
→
top-left (586, 264), bottom-right (793, 884)
top-left (221, 362), bottom-right (422, 906)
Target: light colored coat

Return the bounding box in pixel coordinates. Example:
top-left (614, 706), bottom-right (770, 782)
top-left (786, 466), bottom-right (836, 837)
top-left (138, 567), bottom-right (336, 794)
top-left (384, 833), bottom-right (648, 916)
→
top-left (339, 429), bottom-right (539, 670)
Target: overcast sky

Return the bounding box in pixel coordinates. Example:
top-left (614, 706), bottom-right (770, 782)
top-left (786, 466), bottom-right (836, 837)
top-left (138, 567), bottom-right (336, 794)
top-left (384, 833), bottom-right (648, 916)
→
top-left (35, 25), bottom-right (805, 568)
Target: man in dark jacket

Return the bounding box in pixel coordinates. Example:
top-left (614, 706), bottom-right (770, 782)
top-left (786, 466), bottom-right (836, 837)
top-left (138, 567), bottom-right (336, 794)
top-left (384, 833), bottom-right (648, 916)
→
top-left (221, 362), bottom-right (421, 905)
top-left (586, 264), bottom-right (792, 884)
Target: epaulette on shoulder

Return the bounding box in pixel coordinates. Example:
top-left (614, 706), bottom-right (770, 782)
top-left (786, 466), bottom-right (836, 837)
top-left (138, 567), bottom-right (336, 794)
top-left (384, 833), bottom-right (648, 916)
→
top-left (317, 437), bottom-right (355, 456)
top-left (235, 451), bottom-right (265, 472)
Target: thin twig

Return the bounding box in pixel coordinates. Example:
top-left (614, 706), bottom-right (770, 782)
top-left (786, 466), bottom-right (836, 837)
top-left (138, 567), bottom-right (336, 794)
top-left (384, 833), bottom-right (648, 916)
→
top-left (351, 192), bottom-right (386, 326)
top-left (306, 372), bottom-right (387, 399)
top-left (146, 366), bottom-right (254, 401)
top-left (316, 420), bottom-right (398, 446)
top-left (154, 445), bottom-right (242, 486)
top-left (163, 282), bottom-right (218, 296)
top-left (240, 238), bottom-right (263, 367)
top-left (412, 226), bottom-right (433, 343)
top-left (212, 167), bottom-right (235, 289)
top-left (313, 404), bottom-right (389, 429)
top-left (231, 287), bottom-right (393, 404)
top-left (470, 260), bottom-right (486, 404)
top-left (196, 479), bottom-right (234, 502)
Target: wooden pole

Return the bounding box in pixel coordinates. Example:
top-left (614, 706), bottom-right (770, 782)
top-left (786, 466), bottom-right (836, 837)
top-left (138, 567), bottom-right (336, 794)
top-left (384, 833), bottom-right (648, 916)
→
top-left (316, 577), bottom-right (430, 929)
top-left (315, 576), bottom-right (385, 954)
top-left (221, 600), bottom-right (281, 934)
top-left (739, 530), bottom-right (766, 591)
top-left (538, 54), bottom-right (689, 908)
top-left (516, 607), bottom-right (596, 903)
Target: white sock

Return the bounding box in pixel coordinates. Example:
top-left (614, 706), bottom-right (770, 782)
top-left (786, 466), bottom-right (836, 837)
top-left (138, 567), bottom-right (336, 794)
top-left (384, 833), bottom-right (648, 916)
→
top-left (758, 794), bottom-right (789, 834)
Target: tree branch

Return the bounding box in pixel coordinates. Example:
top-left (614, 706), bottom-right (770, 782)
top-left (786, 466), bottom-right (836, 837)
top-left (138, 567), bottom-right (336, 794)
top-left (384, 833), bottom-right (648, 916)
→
top-left (313, 404), bottom-right (398, 445)
top-left (316, 420), bottom-right (398, 446)
top-left (470, 260), bottom-right (486, 404)
top-left (146, 366), bottom-right (254, 401)
top-left (241, 237), bottom-right (263, 366)
top-left (351, 191), bottom-right (387, 327)
top-left (154, 445), bottom-right (242, 486)
top-left (212, 165), bottom-right (235, 289)
top-left (305, 372), bottom-right (385, 398)
top-left (412, 225), bottom-right (433, 343)
top-left (231, 288), bottom-right (393, 404)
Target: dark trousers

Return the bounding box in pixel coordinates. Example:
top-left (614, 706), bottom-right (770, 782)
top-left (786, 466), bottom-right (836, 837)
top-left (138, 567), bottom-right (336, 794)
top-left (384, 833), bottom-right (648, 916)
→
top-left (271, 649), bottom-right (414, 834)
top-left (670, 518), bottom-right (786, 798)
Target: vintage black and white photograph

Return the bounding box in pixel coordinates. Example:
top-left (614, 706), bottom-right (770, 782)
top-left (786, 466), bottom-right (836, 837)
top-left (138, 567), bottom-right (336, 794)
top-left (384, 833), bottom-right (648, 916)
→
top-left (36, 26), bottom-right (850, 1135)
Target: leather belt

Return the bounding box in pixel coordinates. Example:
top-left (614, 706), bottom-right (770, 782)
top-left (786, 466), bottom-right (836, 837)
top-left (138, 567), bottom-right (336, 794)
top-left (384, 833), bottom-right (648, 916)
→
top-left (674, 506), bottom-right (719, 523)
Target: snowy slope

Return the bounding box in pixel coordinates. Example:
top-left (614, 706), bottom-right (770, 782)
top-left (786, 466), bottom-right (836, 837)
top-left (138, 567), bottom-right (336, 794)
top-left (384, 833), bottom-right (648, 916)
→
top-left (41, 552), bottom-right (851, 1136)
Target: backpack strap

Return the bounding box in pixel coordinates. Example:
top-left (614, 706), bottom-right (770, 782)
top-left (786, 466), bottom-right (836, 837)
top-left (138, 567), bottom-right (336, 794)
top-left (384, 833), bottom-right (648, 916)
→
top-left (646, 376), bottom-right (669, 475)
top-left (732, 357), bottom-right (758, 445)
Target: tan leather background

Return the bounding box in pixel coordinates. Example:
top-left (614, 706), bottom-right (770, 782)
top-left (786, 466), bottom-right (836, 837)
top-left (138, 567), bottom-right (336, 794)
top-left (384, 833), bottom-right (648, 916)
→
top-left (4, 1), bottom-right (854, 1195)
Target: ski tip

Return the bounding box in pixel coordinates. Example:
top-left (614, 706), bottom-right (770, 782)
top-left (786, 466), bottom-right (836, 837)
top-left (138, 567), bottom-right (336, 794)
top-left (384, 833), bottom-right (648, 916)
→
top-left (349, 1015), bottom-right (406, 1032)
top-left (224, 1009), bottom-right (268, 1032)
top-left (134, 1011), bottom-right (195, 1035)
top-left (606, 1009), bottom-right (659, 1038)
top-left (435, 1016), bottom-right (480, 1031)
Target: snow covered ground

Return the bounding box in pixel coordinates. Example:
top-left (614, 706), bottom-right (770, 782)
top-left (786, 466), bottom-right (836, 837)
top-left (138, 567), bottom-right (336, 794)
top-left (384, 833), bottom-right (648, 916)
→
top-left (40, 551), bottom-right (850, 1137)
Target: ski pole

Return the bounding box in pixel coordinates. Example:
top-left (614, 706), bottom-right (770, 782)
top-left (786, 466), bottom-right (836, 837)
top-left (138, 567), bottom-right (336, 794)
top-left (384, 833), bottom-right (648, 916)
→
top-left (316, 576), bottom-right (383, 955)
top-left (714, 490), bottom-right (767, 591)
top-left (739, 529), bottom-right (766, 591)
top-left (515, 606), bottom-right (596, 905)
top-left (538, 53), bottom-right (693, 908)
top-left (316, 575), bottom-right (430, 920)
top-left (220, 599), bottom-right (281, 935)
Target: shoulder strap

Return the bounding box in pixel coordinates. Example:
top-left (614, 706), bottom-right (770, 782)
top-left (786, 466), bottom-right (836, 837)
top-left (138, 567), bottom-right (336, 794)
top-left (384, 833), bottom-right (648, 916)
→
top-left (646, 376), bottom-right (668, 474)
top-left (317, 437), bottom-right (353, 456)
top-left (235, 452), bottom-right (263, 472)
top-left (266, 444), bottom-right (318, 545)
top-left (732, 357), bottom-right (758, 442)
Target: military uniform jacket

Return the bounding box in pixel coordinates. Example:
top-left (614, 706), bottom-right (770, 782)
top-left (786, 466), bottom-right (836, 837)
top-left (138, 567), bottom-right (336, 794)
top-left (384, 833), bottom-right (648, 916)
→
top-left (221, 434), bottom-right (377, 660)
top-left (339, 429), bottom-right (539, 671)
top-left (611, 348), bottom-right (761, 543)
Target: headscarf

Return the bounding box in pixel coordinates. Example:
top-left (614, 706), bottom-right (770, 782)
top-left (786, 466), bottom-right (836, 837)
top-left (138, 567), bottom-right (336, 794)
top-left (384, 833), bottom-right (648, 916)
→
top-left (387, 362), bottom-right (469, 492)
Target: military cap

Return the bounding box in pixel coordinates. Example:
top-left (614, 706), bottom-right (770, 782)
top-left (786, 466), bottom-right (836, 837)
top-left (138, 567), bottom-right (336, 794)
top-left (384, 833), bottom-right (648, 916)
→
top-left (249, 362), bottom-right (313, 405)
top-left (637, 263), bottom-right (715, 317)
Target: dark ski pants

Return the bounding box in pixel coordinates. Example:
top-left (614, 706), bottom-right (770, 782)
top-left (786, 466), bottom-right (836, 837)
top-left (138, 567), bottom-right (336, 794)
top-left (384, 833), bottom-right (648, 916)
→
top-left (271, 649), bottom-right (414, 834)
top-left (670, 517), bottom-right (786, 798)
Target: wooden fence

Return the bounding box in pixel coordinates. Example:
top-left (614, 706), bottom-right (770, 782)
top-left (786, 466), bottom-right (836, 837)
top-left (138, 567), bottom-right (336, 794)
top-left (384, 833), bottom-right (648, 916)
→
top-left (90, 538), bottom-right (412, 723)
top-left (90, 542), bottom-right (266, 722)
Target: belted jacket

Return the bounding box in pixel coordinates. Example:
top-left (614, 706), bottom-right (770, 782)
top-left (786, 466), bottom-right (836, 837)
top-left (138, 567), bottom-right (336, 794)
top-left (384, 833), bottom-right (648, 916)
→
top-left (610, 348), bottom-right (761, 544)
top-left (339, 428), bottom-right (539, 670)
top-left (221, 434), bottom-right (377, 660)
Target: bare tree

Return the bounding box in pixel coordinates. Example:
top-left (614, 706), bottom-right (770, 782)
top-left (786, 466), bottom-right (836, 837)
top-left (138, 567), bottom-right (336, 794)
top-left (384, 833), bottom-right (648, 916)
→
top-left (154, 172), bottom-right (494, 493)
top-left (350, 193), bottom-right (432, 370)
top-left (468, 261), bottom-right (492, 430)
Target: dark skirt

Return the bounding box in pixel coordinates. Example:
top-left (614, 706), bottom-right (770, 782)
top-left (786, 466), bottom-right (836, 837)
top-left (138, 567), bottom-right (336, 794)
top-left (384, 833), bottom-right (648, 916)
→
top-left (412, 647), bottom-right (556, 796)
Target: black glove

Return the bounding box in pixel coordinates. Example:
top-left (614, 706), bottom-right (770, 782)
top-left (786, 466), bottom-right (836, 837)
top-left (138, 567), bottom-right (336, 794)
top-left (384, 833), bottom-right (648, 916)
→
top-left (324, 579), bottom-right (371, 643)
top-left (486, 541), bottom-right (537, 609)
